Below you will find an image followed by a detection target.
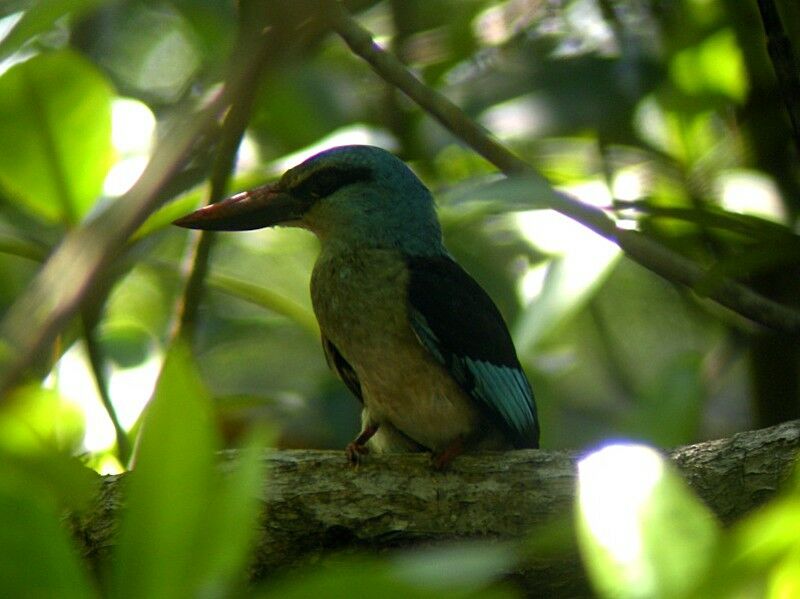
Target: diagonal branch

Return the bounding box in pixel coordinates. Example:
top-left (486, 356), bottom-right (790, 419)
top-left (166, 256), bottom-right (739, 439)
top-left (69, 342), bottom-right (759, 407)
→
top-left (0, 100), bottom-right (222, 397)
top-left (326, 2), bottom-right (800, 335)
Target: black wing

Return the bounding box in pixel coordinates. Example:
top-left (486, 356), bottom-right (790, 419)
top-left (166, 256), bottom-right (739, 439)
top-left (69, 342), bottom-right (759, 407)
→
top-left (322, 336), bottom-right (363, 402)
top-left (405, 255), bottom-right (539, 448)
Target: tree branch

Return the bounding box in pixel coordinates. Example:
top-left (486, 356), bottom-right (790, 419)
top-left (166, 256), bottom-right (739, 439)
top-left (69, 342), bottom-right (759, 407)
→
top-left (327, 3), bottom-right (800, 335)
top-left (756, 0), bottom-right (800, 156)
top-left (74, 420), bottom-right (800, 597)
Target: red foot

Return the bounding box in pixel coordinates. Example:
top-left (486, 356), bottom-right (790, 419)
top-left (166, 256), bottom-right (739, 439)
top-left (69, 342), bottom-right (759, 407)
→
top-left (345, 422), bottom-right (379, 466)
top-left (431, 436), bottom-right (464, 471)
top-left (346, 441), bottom-right (369, 465)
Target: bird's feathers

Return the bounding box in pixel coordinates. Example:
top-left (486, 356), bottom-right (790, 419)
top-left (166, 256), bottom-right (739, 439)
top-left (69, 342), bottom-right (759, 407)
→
top-left (322, 336), bottom-right (363, 402)
top-left (405, 255), bottom-right (539, 448)
top-left (289, 165), bottom-right (372, 202)
top-left (175, 145), bottom-right (541, 455)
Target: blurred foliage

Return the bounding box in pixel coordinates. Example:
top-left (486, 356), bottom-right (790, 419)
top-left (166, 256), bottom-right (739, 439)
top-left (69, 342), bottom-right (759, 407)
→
top-left (0, 0), bottom-right (799, 597)
top-left (577, 444), bottom-right (721, 599)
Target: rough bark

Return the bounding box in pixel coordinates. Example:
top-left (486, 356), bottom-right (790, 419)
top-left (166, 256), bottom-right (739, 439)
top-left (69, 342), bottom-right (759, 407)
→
top-left (75, 420), bottom-right (800, 597)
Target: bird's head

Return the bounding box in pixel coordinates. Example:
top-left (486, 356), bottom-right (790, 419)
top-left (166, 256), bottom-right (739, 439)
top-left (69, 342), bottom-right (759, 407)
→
top-left (174, 145), bottom-right (444, 254)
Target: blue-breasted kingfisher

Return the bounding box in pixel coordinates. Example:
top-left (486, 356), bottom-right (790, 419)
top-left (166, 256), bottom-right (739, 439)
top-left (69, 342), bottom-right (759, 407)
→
top-left (174, 145), bottom-right (540, 468)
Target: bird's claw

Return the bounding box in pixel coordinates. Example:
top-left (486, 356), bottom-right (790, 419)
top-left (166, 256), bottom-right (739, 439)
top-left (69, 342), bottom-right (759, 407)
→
top-left (430, 436), bottom-right (464, 471)
top-left (346, 422), bottom-right (379, 466)
top-left (346, 442), bottom-right (369, 466)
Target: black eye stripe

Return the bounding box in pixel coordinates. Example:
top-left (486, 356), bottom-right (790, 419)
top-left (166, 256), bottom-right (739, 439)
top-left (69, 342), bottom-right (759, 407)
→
top-left (292, 166), bottom-right (372, 200)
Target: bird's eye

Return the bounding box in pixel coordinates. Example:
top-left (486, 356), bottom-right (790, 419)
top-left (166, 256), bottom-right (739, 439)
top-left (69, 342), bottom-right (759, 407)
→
top-left (293, 166), bottom-right (371, 200)
top-left (305, 170), bottom-right (341, 198)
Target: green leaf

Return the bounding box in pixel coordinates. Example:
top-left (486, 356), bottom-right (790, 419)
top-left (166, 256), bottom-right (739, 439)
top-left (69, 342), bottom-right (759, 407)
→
top-left (0, 383), bottom-right (85, 454)
top-left (0, 230), bottom-right (49, 262)
top-left (207, 271), bottom-right (319, 335)
top-left (625, 353), bottom-right (705, 446)
top-left (260, 554), bottom-right (517, 599)
top-left (441, 175), bottom-right (561, 213)
top-left (131, 183), bottom-right (208, 241)
top-left (0, 447), bottom-right (98, 597)
top-left (0, 0), bottom-right (107, 61)
top-left (191, 428), bottom-right (270, 593)
top-left (577, 444), bottom-right (720, 599)
top-left (630, 204), bottom-right (798, 243)
top-left (669, 29), bottom-right (747, 102)
top-left (131, 169), bottom-right (267, 241)
top-left (0, 450), bottom-right (99, 514)
top-left (0, 50), bottom-right (113, 225)
top-left (514, 235), bottom-right (621, 352)
top-left (390, 542), bottom-right (518, 591)
top-left (110, 341), bottom-right (217, 599)
top-left (144, 256), bottom-right (318, 335)
top-left (0, 484), bottom-right (97, 598)
top-left (706, 493), bottom-right (800, 597)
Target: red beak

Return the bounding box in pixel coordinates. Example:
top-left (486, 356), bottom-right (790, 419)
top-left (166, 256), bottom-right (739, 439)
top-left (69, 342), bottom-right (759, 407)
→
top-left (173, 183), bottom-right (306, 231)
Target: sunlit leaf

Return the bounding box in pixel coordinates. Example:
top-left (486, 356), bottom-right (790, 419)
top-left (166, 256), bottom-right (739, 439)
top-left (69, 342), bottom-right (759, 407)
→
top-left (694, 481), bottom-right (800, 597)
top-left (514, 225), bottom-right (620, 352)
top-left (131, 183), bottom-right (207, 240)
top-left (0, 50), bottom-right (113, 224)
top-left (577, 444), bottom-right (720, 599)
top-left (670, 29), bottom-right (747, 102)
top-left (0, 383), bottom-right (84, 453)
top-left (132, 170), bottom-right (266, 240)
top-left (634, 97), bottom-right (722, 166)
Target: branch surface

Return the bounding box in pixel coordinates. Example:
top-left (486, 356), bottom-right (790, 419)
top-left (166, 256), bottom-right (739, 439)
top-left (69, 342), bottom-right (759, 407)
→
top-left (76, 420), bottom-right (800, 598)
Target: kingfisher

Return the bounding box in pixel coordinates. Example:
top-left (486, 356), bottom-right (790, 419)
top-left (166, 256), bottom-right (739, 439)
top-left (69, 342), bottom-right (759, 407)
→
top-left (174, 145), bottom-right (539, 467)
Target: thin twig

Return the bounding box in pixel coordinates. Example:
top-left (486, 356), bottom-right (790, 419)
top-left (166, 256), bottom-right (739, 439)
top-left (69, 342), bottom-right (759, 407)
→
top-left (327, 2), bottom-right (800, 334)
top-left (756, 0), bottom-right (800, 156)
top-left (81, 312), bottom-right (131, 464)
top-left (171, 6), bottom-right (344, 344)
top-left (169, 21), bottom-right (276, 344)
